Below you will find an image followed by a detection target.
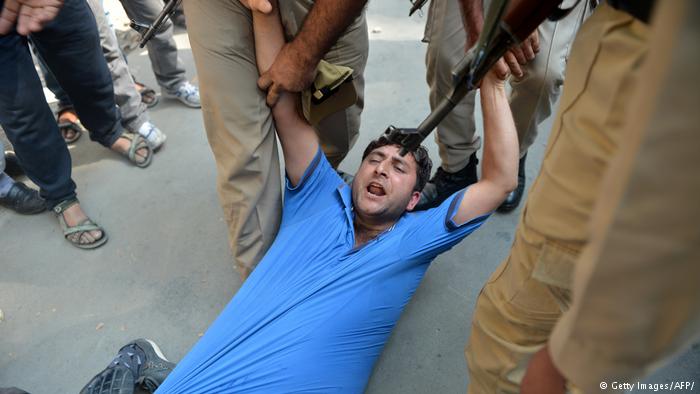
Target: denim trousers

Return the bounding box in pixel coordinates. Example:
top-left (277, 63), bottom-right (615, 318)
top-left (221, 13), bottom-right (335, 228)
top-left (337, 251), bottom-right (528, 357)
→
top-left (36, 0), bottom-right (150, 134)
top-left (0, 0), bottom-right (123, 208)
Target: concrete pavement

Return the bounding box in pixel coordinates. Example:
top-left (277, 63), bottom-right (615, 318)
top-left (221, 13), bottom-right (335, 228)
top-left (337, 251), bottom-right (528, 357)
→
top-left (1, 1), bottom-right (698, 393)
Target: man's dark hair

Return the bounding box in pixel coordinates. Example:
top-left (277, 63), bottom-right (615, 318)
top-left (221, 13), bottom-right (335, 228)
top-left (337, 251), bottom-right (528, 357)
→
top-left (361, 134), bottom-right (432, 192)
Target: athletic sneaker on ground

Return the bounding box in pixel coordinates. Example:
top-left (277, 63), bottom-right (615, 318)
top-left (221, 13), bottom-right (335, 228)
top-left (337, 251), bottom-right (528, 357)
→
top-left (138, 121), bottom-right (167, 151)
top-left (80, 339), bottom-right (175, 394)
top-left (163, 82), bottom-right (201, 108)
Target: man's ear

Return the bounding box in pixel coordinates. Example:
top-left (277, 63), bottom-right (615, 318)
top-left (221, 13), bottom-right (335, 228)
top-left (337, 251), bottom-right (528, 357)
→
top-left (405, 191), bottom-right (421, 211)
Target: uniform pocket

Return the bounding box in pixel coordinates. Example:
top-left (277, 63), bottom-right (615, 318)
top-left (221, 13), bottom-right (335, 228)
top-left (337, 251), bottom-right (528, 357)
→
top-left (532, 240), bottom-right (578, 289)
top-left (531, 240), bottom-right (579, 310)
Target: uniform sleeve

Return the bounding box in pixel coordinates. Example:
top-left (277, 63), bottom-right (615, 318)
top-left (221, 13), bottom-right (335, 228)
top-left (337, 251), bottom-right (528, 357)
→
top-left (282, 148), bottom-right (345, 225)
top-left (399, 188), bottom-right (491, 261)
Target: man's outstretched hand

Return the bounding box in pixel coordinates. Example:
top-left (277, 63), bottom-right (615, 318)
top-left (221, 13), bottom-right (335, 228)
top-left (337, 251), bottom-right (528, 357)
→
top-left (0, 0), bottom-right (63, 35)
top-left (257, 42), bottom-right (317, 107)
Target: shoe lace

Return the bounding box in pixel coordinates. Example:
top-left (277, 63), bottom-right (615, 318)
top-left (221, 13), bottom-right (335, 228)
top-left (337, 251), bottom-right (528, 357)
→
top-left (110, 344), bottom-right (143, 377)
top-left (179, 83), bottom-right (198, 97)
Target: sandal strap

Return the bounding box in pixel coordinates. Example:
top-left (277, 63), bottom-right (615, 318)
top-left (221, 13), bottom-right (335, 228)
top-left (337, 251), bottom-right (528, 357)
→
top-left (53, 198), bottom-right (80, 214)
top-left (127, 134), bottom-right (147, 160)
top-left (62, 219), bottom-right (101, 236)
top-left (126, 133), bottom-right (153, 166)
top-left (57, 121), bottom-right (84, 131)
top-left (117, 132), bottom-right (153, 167)
top-left (140, 86), bottom-right (156, 96)
top-left (135, 81), bottom-right (155, 92)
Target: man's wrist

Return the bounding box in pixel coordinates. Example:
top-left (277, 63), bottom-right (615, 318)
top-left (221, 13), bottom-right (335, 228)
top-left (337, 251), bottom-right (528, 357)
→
top-left (481, 80), bottom-right (506, 95)
top-left (287, 38), bottom-right (320, 72)
top-left (467, 31), bottom-right (481, 48)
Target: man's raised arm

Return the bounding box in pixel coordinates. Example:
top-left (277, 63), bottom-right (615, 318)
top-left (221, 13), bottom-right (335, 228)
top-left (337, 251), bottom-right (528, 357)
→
top-left (256, 0), bottom-right (367, 106)
top-left (453, 68), bottom-right (519, 224)
top-left (252, 1), bottom-right (319, 186)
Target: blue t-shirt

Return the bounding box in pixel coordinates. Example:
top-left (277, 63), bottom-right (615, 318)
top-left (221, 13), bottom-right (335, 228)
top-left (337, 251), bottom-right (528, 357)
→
top-left (157, 149), bottom-right (490, 393)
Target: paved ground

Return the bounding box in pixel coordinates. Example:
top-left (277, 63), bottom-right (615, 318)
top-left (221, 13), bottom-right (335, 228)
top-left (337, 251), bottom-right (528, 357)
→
top-left (1, 2), bottom-right (698, 393)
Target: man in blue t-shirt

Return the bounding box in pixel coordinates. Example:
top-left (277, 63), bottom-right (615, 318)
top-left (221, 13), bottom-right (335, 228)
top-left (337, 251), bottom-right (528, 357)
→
top-left (80, 3), bottom-right (519, 394)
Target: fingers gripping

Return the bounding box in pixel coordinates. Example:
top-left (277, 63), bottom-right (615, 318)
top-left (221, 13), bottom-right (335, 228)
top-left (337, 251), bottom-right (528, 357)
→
top-left (0, 0), bottom-right (20, 34)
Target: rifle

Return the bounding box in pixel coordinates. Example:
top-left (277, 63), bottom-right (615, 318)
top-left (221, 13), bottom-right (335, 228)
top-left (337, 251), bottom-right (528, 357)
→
top-left (391, 0), bottom-right (580, 155)
top-left (130, 0), bottom-right (182, 48)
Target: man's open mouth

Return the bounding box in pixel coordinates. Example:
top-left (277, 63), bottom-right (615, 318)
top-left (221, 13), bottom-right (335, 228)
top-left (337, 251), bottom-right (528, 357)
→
top-left (367, 182), bottom-right (386, 196)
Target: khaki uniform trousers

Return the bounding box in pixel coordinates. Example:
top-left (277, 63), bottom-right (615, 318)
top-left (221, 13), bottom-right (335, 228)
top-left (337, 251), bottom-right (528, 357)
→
top-left (424, 0), bottom-right (589, 171)
top-left (465, 5), bottom-right (649, 393)
top-left (182, 0), bottom-right (368, 278)
top-left (550, 1), bottom-right (700, 391)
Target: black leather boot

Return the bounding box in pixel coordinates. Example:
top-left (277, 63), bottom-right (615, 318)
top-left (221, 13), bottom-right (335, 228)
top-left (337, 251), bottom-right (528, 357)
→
top-left (497, 154), bottom-right (526, 213)
top-left (416, 152), bottom-right (479, 210)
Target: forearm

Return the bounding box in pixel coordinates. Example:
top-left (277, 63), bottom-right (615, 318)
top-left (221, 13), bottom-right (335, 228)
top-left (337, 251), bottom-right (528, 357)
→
top-left (453, 78), bottom-right (517, 224)
top-left (288, 0), bottom-right (367, 70)
top-left (252, 4), bottom-right (318, 183)
top-left (479, 81), bottom-right (518, 193)
top-left (252, 5), bottom-right (298, 125)
top-left (459, 0), bottom-right (483, 46)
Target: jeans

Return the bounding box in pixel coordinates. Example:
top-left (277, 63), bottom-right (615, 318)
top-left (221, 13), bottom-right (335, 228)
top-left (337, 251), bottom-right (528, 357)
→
top-left (36, 55), bottom-right (72, 113)
top-left (36, 0), bottom-right (151, 134)
top-left (0, 139), bottom-right (5, 173)
top-left (0, 0), bottom-right (123, 208)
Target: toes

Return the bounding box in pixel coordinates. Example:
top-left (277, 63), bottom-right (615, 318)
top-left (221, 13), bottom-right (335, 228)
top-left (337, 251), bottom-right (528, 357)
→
top-left (79, 233), bottom-right (94, 244)
top-left (130, 146), bottom-right (150, 164)
top-left (67, 229), bottom-right (103, 245)
top-left (78, 230), bottom-right (102, 245)
top-left (137, 147), bottom-right (149, 162)
top-left (91, 230), bottom-right (103, 242)
top-left (67, 233), bottom-right (79, 244)
top-left (112, 136), bottom-right (150, 165)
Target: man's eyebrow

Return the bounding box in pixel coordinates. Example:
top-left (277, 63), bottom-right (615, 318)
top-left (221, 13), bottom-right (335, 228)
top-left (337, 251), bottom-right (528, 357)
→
top-left (391, 155), bottom-right (408, 166)
top-left (369, 151), bottom-right (387, 159)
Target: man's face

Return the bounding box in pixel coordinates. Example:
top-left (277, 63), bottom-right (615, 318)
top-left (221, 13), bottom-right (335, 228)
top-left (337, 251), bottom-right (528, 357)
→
top-left (352, 144), bottom-right (421, 223)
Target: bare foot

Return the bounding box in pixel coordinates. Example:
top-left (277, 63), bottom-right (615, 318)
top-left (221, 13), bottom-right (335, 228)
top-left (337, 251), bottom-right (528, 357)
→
top-left (61, 203), bottom-right (103, 245)
top-left (111, 135), bottom-right (150, 165)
